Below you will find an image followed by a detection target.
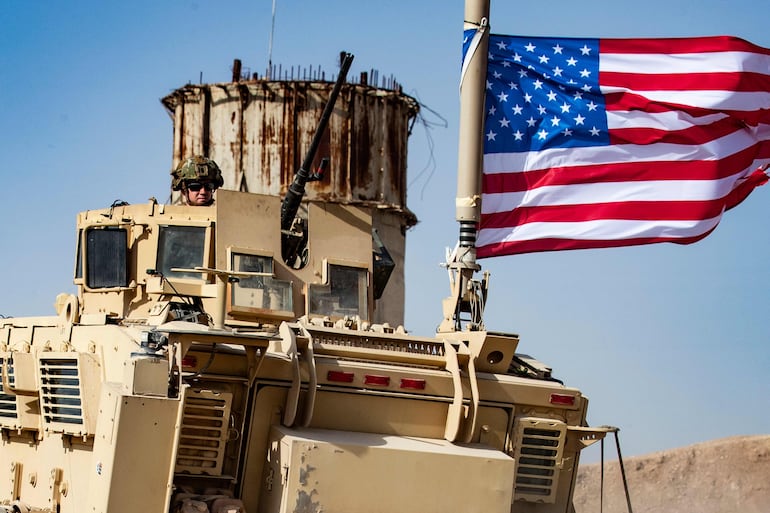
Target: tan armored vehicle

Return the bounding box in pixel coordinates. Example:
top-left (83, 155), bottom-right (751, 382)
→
top-left (0, 3), bottom-right (611, 512)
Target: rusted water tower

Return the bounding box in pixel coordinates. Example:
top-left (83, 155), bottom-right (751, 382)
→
top-left (161, 59), bottom-right (420, 325)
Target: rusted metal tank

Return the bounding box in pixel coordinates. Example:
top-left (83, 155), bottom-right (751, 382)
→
top-left (161, 64), bottom-right (420, 325)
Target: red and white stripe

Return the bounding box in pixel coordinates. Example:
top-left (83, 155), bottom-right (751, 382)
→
top-left (478, 36), bottom-right (770, 257)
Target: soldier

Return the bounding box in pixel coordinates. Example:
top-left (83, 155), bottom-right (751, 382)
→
top-left (171, 156), bottom-right (224, 206)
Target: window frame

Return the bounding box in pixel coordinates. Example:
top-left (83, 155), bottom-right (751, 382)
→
top-left (306, 259), bottom-right (370, 321)
top-left (226, 247), bottom-right (295, 320)
top-left (155, 222), bottom-right (213, 285)
top-left (78, 225), bottom-right (131, 292)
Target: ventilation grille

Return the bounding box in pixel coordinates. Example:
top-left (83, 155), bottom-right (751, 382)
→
top-left (1, 353), bottom-right (43, 432)
top-left (309, 329), bottom-right (446, 357)
top-left (512, 417), bottom-right (567, 503)
top-left (175, 389), bottom-right (233, 476)
top-left (39, 357), bottom-right (84, 430)
top-left (0, 356), bottom-right (18, 424)
top-left (38, 354), bottom-right (100, 436)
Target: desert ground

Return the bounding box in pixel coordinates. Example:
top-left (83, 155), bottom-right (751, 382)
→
top-left (572, 435), bottom-right (770, 513)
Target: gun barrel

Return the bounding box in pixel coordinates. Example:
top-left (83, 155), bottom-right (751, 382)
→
top-left (280, 52), bottom-right (355, 231)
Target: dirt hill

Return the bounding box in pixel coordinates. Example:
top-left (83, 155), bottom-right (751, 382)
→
top-left (572, 435), bottom-right (770, 513)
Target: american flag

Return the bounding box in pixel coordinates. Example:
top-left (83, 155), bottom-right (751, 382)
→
top-left (470, 33), bottom-right (770, 258)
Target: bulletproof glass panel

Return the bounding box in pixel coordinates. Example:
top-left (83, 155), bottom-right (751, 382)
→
top-left (86, 228), bottom-right (128, 288)
top-left (75, 230), bottom-right (83, 280)
top-left (157, 226), bottom-right (207, 280)
top-left (230, 253), bottom-right (293, 314)
top-left (308, 264), bottom-right (368, 320)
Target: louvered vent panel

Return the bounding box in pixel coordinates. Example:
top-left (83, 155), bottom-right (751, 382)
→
top-left (0, 356), bottom-right (18, 425)
top-left (512, 417), bottom-right (567, 503)
top-left (38, 354), bottom-right (100, 436)
top-left (310, 330), bottom-right (446, 357)
top-left (175, 389), bottom-right (233, 475)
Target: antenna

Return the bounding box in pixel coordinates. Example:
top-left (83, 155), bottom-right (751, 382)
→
top-left (267, 0), bottom-right (277, 79)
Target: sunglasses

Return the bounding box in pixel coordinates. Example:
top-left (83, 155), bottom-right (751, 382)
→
top-left (187, 182), bottom-right (215, 192)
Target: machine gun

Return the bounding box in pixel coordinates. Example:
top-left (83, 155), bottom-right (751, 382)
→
top-left (281, 51), bottom-right (354, 268)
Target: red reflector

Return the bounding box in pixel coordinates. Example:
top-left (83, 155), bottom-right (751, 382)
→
top-left (364, 374), bottom-right (390, 386)
top-left (327, 370), bottom-right (355, 383)
top-left (550, 393), bottom-right (576, 405)
top-left (181, 356), bottom-right (197, 368)
top-left (400, 378), bottom-right (426, 390)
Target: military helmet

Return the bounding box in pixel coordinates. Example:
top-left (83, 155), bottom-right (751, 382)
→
top-left (171, 156), bottom-right (224, 191)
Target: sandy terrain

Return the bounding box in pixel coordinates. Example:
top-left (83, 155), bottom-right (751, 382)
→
top-left (572, 435), bottom-right (770, 513)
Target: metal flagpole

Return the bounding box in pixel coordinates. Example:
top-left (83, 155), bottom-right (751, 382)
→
top-left (456, 0), bottom-right (490, 259)
top-left (438, 0), bottom-right (490, 332)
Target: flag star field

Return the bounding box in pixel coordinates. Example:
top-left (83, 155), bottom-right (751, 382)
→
top-left (483, 36), bottom-right (609, 153)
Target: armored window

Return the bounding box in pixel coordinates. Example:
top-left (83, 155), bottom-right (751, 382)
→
top-left (308, 263), bottom-right (368, 320)
top-left (74, 230), bottom-right (83, 281)
top-left (85, 227), bottom-right (128, 289)
top-left (229, 252), bottom-right (293, 318)
top-left (157, 226), bottom-right (207, 280)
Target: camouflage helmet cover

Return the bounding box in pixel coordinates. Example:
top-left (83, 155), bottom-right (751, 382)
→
top-left (171, 156), bottom-right (224, 191)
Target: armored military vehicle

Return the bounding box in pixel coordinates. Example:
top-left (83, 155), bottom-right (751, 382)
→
top-left (0, 2), bottom-right (612, 512)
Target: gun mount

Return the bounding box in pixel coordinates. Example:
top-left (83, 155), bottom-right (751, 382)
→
top-left (281, 52), bottom-right (354, 268)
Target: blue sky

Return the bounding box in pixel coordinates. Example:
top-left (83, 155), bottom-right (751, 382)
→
top-left (1, 0), bottom-right (768, 461)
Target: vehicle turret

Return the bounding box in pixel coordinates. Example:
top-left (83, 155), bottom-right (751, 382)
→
top-left (73, 191), bottom-right (376, 329)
